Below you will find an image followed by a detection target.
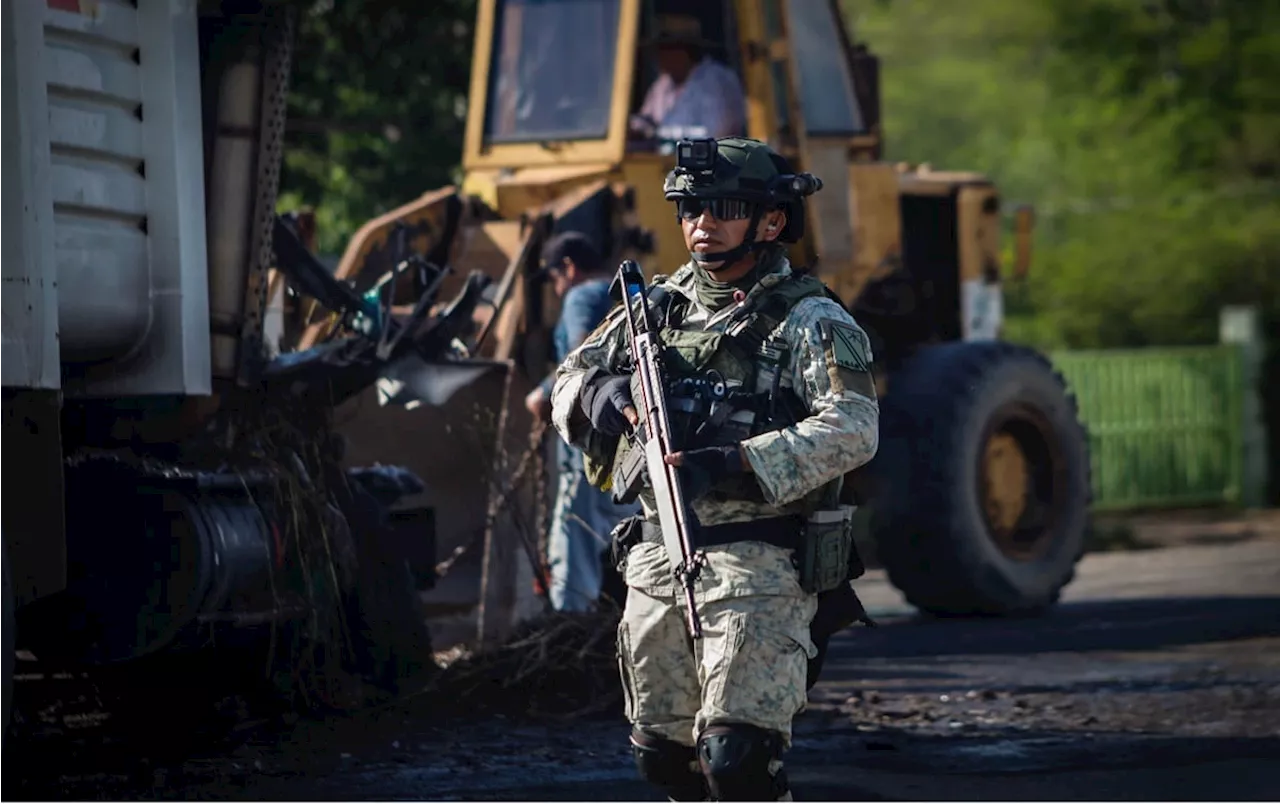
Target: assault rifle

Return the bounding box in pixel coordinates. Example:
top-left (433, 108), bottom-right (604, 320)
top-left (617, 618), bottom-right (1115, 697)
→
top-left (610, 260), bottom-right (705, 639)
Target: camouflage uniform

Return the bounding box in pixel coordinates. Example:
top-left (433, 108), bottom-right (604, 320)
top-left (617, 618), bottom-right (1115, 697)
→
top-left (550, 138), bottom-right (879, 801)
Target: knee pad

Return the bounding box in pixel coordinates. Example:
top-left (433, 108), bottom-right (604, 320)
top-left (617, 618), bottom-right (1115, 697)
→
top-left (696, 723), bottom-right (788, 801)
top-left (630, 729), bottom-right (707, 801)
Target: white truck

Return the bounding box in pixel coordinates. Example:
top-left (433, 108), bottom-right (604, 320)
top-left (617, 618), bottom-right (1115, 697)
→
top-left (1, 0), bottom-right (489, 729)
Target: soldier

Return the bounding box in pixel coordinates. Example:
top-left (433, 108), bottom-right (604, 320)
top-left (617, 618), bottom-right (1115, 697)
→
top-left (549, 138), bottom-right (880, 801)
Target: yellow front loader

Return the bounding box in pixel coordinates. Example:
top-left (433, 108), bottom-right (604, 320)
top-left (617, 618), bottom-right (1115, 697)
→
top-left (298, 0), bottom-right (1092, 623)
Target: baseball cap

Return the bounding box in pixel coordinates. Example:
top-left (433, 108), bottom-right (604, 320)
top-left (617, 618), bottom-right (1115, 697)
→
top-left (538, 231), bottom-right (603, 278)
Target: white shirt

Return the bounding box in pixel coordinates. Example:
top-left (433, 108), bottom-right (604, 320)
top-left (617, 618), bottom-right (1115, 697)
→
top-left (637, 56), bottom-right (747, 140)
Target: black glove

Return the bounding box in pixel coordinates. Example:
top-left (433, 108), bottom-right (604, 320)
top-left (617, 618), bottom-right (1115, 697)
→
top-left (678, 444), bottom-right (747, 501)
top-left (580, 370), bottom-right (634, 437)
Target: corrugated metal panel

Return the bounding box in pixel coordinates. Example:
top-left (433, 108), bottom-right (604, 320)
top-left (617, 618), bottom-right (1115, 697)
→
top-left (48, 101), bottom-right (145, 160)
top-left (1053, 345), bottom-right (1245, 511)
top-left (38, 0), bottom-right (212, 396)
top-left (44, 0), bottom-right (139, 48)
top-left (44, 38), bottom-right (143, 103)
top-left (44, 1), bottom-right (151, 364)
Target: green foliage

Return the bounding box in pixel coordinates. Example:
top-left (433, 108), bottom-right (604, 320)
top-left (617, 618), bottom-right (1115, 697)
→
top-left (279, 0), bottom-right (1279, 354)
top-left (849, 0), bottom-right (1280, 351)
top-left (278, 0), bottom-right (478, 255)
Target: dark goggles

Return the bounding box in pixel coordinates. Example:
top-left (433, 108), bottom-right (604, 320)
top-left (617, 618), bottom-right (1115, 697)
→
top-left (675, 197), bottom-right (756, 222)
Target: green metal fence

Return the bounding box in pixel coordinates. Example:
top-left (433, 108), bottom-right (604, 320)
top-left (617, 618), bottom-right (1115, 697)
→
top-left (1051, 346), bottom-right (1245, 511)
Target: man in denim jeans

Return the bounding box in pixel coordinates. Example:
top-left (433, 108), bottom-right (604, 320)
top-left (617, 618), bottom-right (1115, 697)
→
top-left (525, 232), bottom-right (639, 611)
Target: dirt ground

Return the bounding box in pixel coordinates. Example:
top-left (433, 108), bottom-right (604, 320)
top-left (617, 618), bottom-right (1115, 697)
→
top-left (4, 510), bottom-right (1279, 801)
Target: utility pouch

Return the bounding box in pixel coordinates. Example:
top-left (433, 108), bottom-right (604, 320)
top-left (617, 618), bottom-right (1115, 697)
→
top-left (609, 514), bottom-right (646, 573)
top-left (799, 504), bottom-right (857, 594)
top-left (611, 427), bottom-right (648, 505)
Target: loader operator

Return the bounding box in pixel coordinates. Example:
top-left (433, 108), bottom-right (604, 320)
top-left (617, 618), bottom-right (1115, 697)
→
top-left (630, 13), bottom-right (747, 141)
top-left (549, 137), bottom-right (880, 801)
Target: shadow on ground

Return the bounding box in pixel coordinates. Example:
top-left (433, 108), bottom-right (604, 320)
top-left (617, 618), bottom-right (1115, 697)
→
top-left (7, 594), bottom-right (1280, 801)
top-left (370, 730), bottom-right (1280, 802)
top-left (826, 596), bottom-right (1280, 665)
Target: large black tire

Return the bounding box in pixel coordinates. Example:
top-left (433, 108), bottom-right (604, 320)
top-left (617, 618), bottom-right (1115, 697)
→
top-left (869, 341), bottom-right (1091, 616)
top-left (342, 480), bottom-right (438, 698)
top-left (3, 544), bottom-right (13, 733)
top-left (348, 544), bottom-right (438, 695)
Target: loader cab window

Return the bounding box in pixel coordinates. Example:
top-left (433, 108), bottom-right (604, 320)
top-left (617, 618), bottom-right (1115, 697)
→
top-left (484, 0), bottom-right (622, 143)
top-left (628, 0), bottom-right (746, 144)
top-left (784, 0), bottom-right (865, 135)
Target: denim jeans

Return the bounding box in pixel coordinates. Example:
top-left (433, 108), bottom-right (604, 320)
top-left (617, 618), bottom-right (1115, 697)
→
top-left (547, 441), bottom-right (639, 611)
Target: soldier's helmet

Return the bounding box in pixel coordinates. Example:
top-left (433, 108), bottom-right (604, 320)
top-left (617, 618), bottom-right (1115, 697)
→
top-left (663, 137), bottom-right (823, 243)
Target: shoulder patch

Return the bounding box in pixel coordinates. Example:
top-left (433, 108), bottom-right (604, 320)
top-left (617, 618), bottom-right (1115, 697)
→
top-left (816, 318), bottom-right (876, 399)
top-left (821, 319), bottom-right (871, 373)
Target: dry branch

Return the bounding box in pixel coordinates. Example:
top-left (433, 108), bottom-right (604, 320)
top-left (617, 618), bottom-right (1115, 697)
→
top-left (421, 607), bottom-right (624, 720)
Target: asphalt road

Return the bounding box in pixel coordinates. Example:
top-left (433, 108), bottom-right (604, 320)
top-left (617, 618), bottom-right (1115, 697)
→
top-left (5, 523), bottom-right (1280, 801)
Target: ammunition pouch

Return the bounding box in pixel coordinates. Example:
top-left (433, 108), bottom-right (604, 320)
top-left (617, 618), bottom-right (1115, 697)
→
top-left (801, 504), bottom-right (873, 689)
top-left (611, 427), bottom-right (648, 505)
top-left (798, 505), bottom-right (862, 595)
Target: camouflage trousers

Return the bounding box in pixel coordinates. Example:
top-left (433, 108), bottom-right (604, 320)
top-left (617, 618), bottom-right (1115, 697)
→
top-left (616, 539), bottom-right (819, 748)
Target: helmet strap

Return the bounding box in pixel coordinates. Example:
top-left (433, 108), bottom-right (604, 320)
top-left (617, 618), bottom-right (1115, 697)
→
top-left (689, 204), bottom-right (768, 270)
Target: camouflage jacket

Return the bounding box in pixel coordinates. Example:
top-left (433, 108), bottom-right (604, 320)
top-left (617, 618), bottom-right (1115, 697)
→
top-left (550, 253), bottom-right (880, 529)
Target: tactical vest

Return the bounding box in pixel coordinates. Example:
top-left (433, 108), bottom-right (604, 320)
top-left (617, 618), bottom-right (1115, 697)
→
top-left (591, 268), bottom-right (846, 513)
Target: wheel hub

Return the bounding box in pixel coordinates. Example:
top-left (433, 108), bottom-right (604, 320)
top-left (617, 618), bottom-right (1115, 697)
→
top-left (982, 432), bottom-right (1029, 536)
top-left (978, 405), bottom-right (1064, 562)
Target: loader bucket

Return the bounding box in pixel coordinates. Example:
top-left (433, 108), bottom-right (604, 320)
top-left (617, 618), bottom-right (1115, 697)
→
top-left (316, 201), bottom-right (555, 653)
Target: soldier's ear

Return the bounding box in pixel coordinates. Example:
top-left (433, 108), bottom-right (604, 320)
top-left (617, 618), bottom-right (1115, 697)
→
top-left (760, 209), bottom-right (786, 241)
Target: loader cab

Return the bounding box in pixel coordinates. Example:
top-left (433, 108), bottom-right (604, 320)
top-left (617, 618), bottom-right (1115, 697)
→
top-left (625, 1), bottom-right (745, 144)
top-left (627, 0), bottom-right (880, 157)
top-left (460, 0), bottom-right (887, 289)
top-left (464, 0), bottom-right (747, 166)
top-left (463, 0), bottom-right (880, 167)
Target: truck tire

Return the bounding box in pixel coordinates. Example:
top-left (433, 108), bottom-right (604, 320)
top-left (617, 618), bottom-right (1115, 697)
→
top-left (348, 543), bottom-right (437, 696)
top-left (342, 480), bottom-right (438, 698)
top-left (3, 543), bottom-right (14, 733)
top-left (869, 341), bottom-right (1091, 616)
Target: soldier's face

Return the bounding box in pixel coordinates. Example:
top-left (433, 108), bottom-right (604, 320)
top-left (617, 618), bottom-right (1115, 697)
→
top-left (681, 205), bottom-right (786, 274)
